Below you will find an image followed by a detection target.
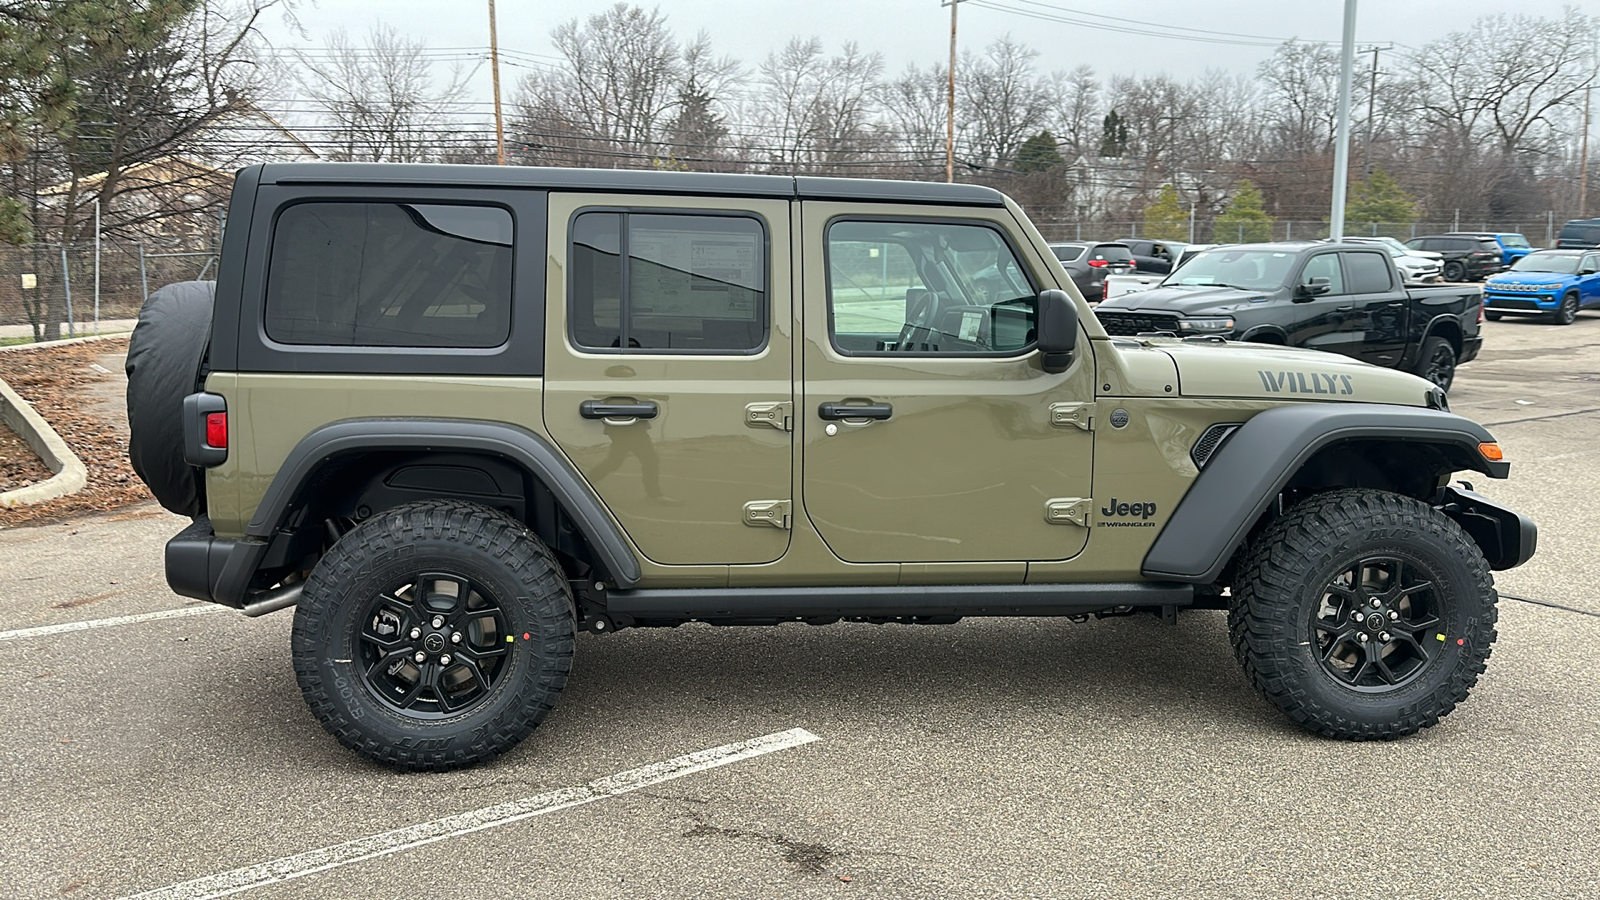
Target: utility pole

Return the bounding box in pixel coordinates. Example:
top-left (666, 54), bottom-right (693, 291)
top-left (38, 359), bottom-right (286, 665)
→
top-left (1328, 0), bottom-right (1358, 241)
top-left (1361, 45), bottom-right (1391, 177)
top-left (944, 0), bottom-right (963, 184)
top-left (1580, 82), bottom-right (1592, 219)
top-left (489, 0), bottom-right (506, 165)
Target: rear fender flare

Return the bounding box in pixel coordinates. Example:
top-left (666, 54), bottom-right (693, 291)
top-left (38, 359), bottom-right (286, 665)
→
top-left (239, 418), bottom-right (640, 589)
top-left (1141, 404), bottom-right (1506, 583)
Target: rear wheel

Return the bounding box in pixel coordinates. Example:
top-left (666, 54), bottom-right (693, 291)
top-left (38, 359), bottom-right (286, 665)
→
top-left (1411, 335), bottom-right (1457, 392)
top-left (1229, 489), bottom-right (1497, 740)
top-left (291, 500), bottom-right (575, 771)
top-left (1550, 291), bottom-right (1579, 325)
top-left (1442, 260), bottom-right (1466, 282)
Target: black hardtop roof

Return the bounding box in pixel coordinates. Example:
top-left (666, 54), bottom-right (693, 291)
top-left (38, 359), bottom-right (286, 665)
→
top-left (251, 163), bottom-right (1007, 206)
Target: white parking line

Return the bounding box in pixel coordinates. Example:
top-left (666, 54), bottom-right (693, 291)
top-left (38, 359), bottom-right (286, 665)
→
top-left (120, 727), bottom-right (822, 900)
top-left (0, 605), bottom-right (223, 642)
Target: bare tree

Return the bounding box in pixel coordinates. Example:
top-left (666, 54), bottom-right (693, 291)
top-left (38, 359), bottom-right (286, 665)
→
top-left (958, 36), bottom-right (1050, 170)
top-left (879, 62), bottom-right (949, 176)
top-left (1049, 64), bottom-right (1100, 161)
top-left (294, 27), bottom-right (470, 163)
top-left (754, 38), bottom-right (885, 173)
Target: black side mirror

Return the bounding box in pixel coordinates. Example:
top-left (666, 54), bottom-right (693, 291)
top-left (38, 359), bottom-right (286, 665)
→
top-left (1036, 289), bottom-right (1078, 373)
top-left (1295, 276), bottom-right (1331, 300)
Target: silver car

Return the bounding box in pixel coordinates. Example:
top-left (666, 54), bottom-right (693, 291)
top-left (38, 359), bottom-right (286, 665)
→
top-left (1342, 236), bottom-right (1442, 285)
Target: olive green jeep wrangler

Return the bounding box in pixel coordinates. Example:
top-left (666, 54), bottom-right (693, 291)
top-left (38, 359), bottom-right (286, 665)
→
top-left (126, 164), bottom-right (1536, 771)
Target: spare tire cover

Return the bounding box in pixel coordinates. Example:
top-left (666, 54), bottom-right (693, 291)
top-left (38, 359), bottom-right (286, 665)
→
top-left (125, 281), bottom-right (216, 518)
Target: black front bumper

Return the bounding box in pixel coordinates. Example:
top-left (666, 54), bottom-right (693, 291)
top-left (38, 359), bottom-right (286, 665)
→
top-left (165, 516), bottom-right (265, 608)
top-left (1439, 486), bottom-right (1537, 571)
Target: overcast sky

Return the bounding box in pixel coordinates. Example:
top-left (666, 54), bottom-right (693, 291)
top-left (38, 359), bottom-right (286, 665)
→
top-left (257, 1), bottom-right (1593, 107)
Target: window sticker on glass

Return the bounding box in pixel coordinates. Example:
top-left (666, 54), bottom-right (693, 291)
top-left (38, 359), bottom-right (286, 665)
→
top-left (629, 221), bottom-right (760, 321)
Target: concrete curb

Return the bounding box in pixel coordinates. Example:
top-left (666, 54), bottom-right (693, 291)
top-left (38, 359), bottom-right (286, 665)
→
top-left (0, 345), bottom-right (95, 509)
top-left (0, 331), bottom-right (132, 354)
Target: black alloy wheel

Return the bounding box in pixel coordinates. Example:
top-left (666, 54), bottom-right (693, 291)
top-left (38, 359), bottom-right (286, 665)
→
top-left (1413, 336), bottom-right (1457, 392)
top-left (1442, 260), bottom-right (1466, 282)
top-left (358, 572), bottom-right (510, 718)
top-left (1311, 556), bottom-right (1442, 691)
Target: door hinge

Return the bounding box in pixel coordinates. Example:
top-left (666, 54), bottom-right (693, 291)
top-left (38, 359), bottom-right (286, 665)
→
top-left (1044, 498), bottom-right (1091, 527)
top-left (1049, 402), bottom-right (1095, 431)
top-left (745, 401), bottom-right (793, 432)
top-left (743, 499), bottom-right (792, 529)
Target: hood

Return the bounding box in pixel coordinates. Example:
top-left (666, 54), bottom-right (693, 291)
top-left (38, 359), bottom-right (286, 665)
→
top-left (1120, 336), bottom-right (1437, 407)
top-left (1489, 272), bottom-right (1571, 287)
top-left (1096, 283), bottom-right (1273, 315)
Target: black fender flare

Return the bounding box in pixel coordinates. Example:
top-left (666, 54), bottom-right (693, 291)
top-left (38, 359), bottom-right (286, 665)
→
top-left (235, 418), bottom-right (640, 590)
top-left (1141, 404), bottom-right (1508, 582)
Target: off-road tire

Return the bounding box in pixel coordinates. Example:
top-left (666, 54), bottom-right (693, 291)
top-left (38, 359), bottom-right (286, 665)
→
top-left (1550, 291), bottom-right (1579, 326)
top-left (1442, 260), bottom-right (1466, 283)
top-left (1484, 311), bottom-right (1503, 321)
top-left (1410, 335), bottom-right (1457, 393)
top-left (1228, 489), bottom-right (1497, 740)
top-left (291, 500), bottom-right (575, 771)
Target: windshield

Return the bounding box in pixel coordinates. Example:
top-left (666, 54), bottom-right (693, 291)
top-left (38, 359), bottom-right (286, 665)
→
top-left (1500, 234), bottom-right (1531, 249)
top-left (1509, 255), bottom-right (1580, 275)
top-left (1374, 237), bottom-right (1411, 255)
top-left (1164, 249), bottom-right (1296, 290)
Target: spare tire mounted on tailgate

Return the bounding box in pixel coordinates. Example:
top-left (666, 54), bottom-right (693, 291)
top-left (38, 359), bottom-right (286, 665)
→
top-left (125, 281), bottom-right (215, 518)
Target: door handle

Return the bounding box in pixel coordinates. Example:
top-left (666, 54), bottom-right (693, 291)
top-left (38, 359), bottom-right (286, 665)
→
top-left (818, 401), bottom-right (893, 421)
top-left (1336, 306), bottom-right (1354, 312)
top-left (580, 400), bottom-right (658, 420)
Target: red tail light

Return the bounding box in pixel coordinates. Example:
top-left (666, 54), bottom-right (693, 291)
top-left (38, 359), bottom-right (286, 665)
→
top-left (1087, 259), bottom-right (1108, 267)
top-left (1102, 279), bottom-right (1110, 302)
top-left (205, 412), bottom-right (227, 448)
top-left (1126, 259), bottom-right (1137, 270)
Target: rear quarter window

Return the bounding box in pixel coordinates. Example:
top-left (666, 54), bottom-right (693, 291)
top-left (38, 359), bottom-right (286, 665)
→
top-left (264, 201), bottom-right (513, 348)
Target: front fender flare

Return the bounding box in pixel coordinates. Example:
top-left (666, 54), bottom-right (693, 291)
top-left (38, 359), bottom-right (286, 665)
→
top-left (1141, 404), bottom-right (1506, 583)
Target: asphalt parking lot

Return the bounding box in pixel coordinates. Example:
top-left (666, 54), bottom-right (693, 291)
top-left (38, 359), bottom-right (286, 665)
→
top-left (4, 315), bottom-right (1599, 899)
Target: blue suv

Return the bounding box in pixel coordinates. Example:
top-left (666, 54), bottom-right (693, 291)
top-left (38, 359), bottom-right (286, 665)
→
top-left (1447, 232), bottom-right (1534, 266)
top-left (1482, 249), bottom-right (1600, 325)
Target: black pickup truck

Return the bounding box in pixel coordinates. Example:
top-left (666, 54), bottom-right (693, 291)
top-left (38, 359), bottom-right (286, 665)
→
top-left (1093, 241), bottom-right (1482, 391)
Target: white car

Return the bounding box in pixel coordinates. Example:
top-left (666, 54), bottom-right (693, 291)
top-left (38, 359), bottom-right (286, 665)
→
top-left (1342, 236), bottom-right (1442, 285)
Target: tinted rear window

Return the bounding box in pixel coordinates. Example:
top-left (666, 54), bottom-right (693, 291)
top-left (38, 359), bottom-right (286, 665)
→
top-left (1052, 245), bottom-right (1086, 262)
top-left (1343, 251), bottom-right (1393, 293)
top-left (1559, 224), bottom-right (1600, 243)
top-left (1092, 245), bottom-right (1132, 263)
top-left (1477, 240), bottom-right (1501, 252)
top-left (264, 202), bottom-right (513, 348)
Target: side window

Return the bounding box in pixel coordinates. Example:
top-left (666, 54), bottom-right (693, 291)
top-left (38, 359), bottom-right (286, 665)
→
top-left (1583, 254), bottom-right (1600, 273)
top-left (1300, 253), bottom-right (1346, 295)
top-left (264, 202), bottom-right (513, 348)
top-left (827, 219), bottom-right (1037, 355)
top-left (1343, 252), bottom-right (1393, 293)
top-left (569, 211), bottom-right (766, 353)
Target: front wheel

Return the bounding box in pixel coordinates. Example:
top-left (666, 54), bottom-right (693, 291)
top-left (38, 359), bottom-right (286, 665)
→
top-left (1229, 489), bottom-right (1497, 740)
top-left (1550, 292), bottom-right (1579, 326)
top-left (1442, 260), bottom-right (1466, 282)
top-left (291, 500), bottom-right (576, 771)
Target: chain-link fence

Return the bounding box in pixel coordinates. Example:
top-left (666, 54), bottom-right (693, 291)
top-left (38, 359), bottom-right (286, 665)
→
top-left (1030, 219), bottom-right (1564, 246)
top-left (0, 239), bottom-right (219, 343)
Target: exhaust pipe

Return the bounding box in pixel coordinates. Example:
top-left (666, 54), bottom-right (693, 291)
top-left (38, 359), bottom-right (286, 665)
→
top-left (241, 582), bottom-right (303, 618)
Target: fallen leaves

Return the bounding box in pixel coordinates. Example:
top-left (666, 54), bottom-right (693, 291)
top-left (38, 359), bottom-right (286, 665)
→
top-left (0, 338), bottom-right (153, 527)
